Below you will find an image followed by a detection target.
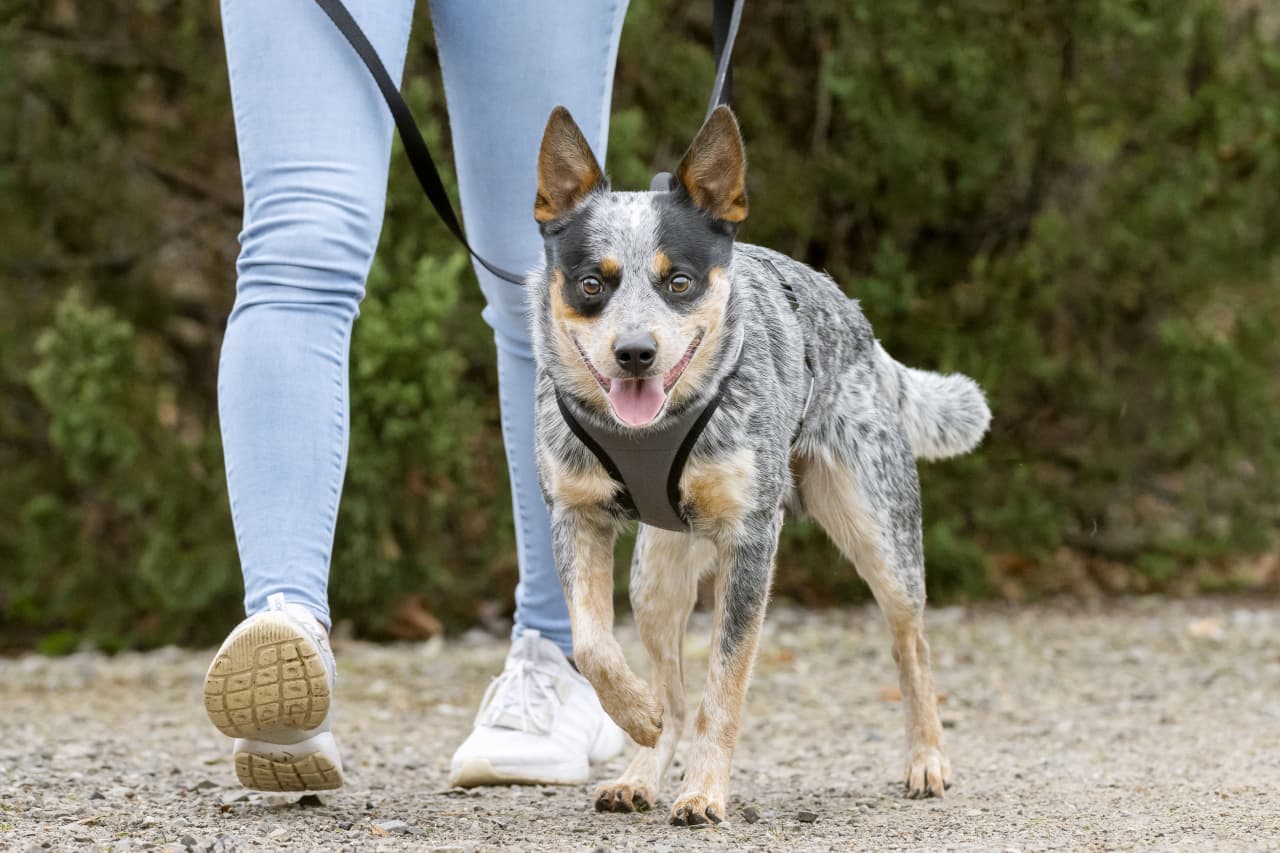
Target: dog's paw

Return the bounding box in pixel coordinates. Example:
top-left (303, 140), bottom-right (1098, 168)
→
top-left (606, 691), bottom-right (664, 748)
top-left (904, 745), bottom-right (952, 799)
top-left (594, 780), bottom-right (654, 814)
top-left (669, 793), bottom-right (725, 827)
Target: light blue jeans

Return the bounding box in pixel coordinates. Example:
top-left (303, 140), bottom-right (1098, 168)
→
top-left (218, 0), bottom-right (628, 656)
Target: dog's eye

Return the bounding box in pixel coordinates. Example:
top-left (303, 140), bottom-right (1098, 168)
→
top-left (580, 277), bottom-right (603, 297)
top-left (669, 274), bottom-right (692, 294)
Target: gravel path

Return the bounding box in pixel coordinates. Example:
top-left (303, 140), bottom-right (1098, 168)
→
top-left (2, 598), bottom-right (1278, 852)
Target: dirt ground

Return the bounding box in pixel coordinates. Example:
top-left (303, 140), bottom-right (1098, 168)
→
top-left (2, 597), bottom-right (1278, 852)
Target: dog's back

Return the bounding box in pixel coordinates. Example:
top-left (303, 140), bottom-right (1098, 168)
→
top-left (731, 243), bottom-right (990, 464)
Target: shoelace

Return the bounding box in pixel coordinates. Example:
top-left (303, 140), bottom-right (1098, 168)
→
top-left (476, 657), bottom-right (570, 735)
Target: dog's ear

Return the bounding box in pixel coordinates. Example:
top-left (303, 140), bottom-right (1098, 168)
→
top-left (535, 107), bottom-right (606, 224)
top-left (674, 105), bottom-right (748, 223)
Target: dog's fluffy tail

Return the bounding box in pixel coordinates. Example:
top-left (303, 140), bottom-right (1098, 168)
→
top-left (873, 342), bottom-right (991, 460)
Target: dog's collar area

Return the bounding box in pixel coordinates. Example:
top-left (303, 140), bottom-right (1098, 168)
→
top-left (555, 260), bottom-right (814, 532)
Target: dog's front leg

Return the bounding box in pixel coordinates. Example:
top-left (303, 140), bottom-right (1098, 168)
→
top-left (669, 512), bottom-right (781, 826)
top-left (551, 508), bottom-right (664, 747)
top-left (595, 529), bottom-right (711, 814)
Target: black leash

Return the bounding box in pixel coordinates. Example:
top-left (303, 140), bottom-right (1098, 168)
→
top-left (314, 0), bottom-right (745, 287)
top-left (708, 0), bottom-right (744, 117)
top-left (313, 0), bottom-right (525, 285)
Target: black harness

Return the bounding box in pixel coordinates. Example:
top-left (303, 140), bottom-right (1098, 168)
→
top-left (555, 258), bottom-right (814, 532)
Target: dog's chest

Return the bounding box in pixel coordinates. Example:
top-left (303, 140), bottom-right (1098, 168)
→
top-left (676, 447), bottom-right (758, 530)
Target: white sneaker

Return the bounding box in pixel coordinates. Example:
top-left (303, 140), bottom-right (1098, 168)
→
top-left (203, 593), bottom-right (343, 791)
top-left (449, 630), bottom-right (626, 787)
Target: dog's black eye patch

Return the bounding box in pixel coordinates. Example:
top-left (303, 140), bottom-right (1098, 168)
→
top-left (543, 205), bottom-right (619, 318)
top-left (558, 265), bottom-right (619, 317)
top-left (653, 192), bottom-right (734, 312)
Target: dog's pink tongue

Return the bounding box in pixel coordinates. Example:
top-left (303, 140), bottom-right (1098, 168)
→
top-left (608, 377), bottom-right (666, 426)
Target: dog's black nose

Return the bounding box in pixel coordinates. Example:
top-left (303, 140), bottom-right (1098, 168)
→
top-left (614, 334), bottom-right (657, 375)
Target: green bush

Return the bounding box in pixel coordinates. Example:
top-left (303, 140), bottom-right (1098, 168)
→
top-left (2, 0), bottom-right (1278, 649)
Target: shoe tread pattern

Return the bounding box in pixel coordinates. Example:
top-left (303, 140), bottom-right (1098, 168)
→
top-left (234, 751), bottom-right (341, 792)
top-left (204, 617), bottom-right (329, 738)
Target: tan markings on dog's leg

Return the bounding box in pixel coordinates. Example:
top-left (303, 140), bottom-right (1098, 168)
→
top-left (554, 511), bottom-right (663, 748)
top-left (595, 528), bottom-right (711, 814)
top-left (670, 517), bottom-right (779, 826)
top-left (679, 447), bottom-right (756, 531)
top-left (798, 450), bottom-right (951, 798)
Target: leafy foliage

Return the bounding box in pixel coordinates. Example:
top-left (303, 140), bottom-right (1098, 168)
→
top-left (2, 0), bottom-right (1278, 649)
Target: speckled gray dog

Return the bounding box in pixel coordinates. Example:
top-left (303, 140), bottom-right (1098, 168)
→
top-left (528, 105), bottom-right (990, 826)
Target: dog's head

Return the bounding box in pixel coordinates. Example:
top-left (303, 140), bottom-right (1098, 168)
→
top-left (533, 105), bottom-right (748, 429)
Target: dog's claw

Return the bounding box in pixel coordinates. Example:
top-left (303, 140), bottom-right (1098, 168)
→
top-left (669, 795), bottom-right (724, 828)
top-left (671, 807), bottom-right (708, 827)
top-left (595, 782), bottom-right (652, 815)
top-left (904, 745), bottom-right (952, 799)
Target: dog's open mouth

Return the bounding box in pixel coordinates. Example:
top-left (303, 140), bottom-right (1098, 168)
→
top-left (574, 333), bottom-right (703, 427)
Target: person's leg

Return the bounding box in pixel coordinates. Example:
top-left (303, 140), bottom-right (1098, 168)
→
top-left (431, 0), bottom-right (631, 787)
top-left (430, 0), bottom-right (630, 660)
top-left (208, 0), bottom-right (415, 792)
top-left (219, 0), bottom-right (414, 629)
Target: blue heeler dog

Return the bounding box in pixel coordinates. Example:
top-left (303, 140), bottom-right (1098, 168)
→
top-left (529, 105), bottom-right (991, 826)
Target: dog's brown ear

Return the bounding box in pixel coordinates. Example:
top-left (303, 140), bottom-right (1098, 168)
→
top-left (535, 107), bottom-right (606, 223)
top-left (674, 105), bottom-right (748, 223)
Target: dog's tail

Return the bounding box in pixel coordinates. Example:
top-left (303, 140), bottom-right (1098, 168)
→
top-left (873, 342), bottom-right (991, 460)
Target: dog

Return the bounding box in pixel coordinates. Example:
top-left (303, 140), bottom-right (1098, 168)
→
top-left (527, 104), bottom-right (990, 826)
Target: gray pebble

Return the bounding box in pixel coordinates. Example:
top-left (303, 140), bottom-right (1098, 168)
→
top-left (741, 805), bottom-right (761, 823)
top-left (797, 809), bottom-right (819, 823)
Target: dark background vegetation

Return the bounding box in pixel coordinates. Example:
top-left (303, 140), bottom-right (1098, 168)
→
top-left (3, 0), bottom-right (1279, 651)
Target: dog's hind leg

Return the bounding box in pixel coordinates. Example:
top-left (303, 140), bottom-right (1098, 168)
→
top-left (799, 439), bottom-right (952, 799)
top-left (594, 528), bottom-right (710, 814)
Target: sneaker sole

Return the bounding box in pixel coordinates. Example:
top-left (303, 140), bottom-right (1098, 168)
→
top-left (204, 614), bottom-right (330, 739)
top-left (234, 747), bottom-right (343, 792)
top-left (449, 757), bottom-right (587, 788)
